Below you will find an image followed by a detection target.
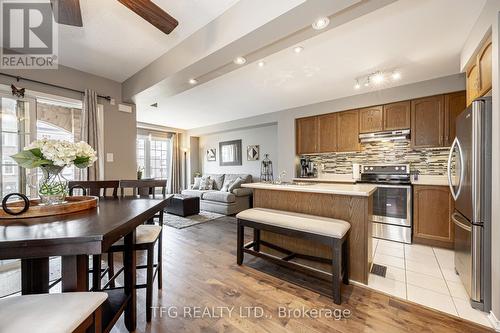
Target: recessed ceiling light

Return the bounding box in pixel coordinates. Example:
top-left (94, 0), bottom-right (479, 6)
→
top-left (257, 60), bottom-right (265, 67)
top-left (233, 56), bottom-right (246, 65)
top-left (391, 71), bottom-right (401, 80)
top-left (354, 81), bottom-right (361, 90)
top-left (364, 78), bottom-right (370, 87)
top-left (312, 17), bottom-right (330, 30)
top-left (373, 73), bottom-right (384, 85)
top-left (293, 46), bottom-right (304, 53)
top-left (188, 78), bottom-right (198, 85)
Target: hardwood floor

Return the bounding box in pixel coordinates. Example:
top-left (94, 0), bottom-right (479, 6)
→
top-left (111, 217), bottom-right (492, 333)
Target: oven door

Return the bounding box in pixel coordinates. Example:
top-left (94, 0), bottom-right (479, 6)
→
top-left (372, 185), bottom-right (412, 226)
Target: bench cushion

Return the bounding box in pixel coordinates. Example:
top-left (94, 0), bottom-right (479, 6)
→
top-left (114, 225), bottom-right (162, 246)
top-left (0, 292), bottom-right (107, 333)
top-left (236, 208), bottom-right (350, 238)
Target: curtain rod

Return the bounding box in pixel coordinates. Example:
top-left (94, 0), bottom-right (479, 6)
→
top-left (0, 72), bottom-right (111, 101)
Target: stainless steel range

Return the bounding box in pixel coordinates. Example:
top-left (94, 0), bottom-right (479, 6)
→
top-left (360, 164), bottom-right (412, 244)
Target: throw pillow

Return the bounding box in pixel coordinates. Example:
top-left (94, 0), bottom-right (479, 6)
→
top-left (228, 177), bottom-right (245, 193)
top-left (192, 177), bottom-right (202, 190)
top-left (199, 176), bottom-right (213, 190)
top-left (205, 174), bottom-right (224, 190)
top-left (221, 177), bottom-right (233, 192)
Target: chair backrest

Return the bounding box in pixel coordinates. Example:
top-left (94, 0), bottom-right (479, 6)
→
top-left (119, 179), bottom-right (167, 197)
top-left (68, 180), bottom-right (120, 198)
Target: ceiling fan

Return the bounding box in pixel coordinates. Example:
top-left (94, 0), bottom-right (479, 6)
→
top-left (50, 0), bottom-right (179, 34)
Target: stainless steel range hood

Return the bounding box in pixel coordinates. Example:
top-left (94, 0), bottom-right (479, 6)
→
top-left (359, 129), bottom-right (410, 143)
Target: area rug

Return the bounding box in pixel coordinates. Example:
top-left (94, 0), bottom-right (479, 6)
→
top-left (163, 210), bottom-right (225, 229)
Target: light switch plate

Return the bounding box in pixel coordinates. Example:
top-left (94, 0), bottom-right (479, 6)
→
top-left (106, 153), bottom-right (114, 162)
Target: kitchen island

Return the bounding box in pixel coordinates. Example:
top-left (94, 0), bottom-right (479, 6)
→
top-left (241, 182), bottom-right (376, 284)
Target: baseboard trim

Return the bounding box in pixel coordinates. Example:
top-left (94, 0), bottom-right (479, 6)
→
top-left (488, 311), bottom-right (500, 332)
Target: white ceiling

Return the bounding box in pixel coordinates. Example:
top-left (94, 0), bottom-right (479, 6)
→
top-left (137, 0), bottom-right (486, 129)
top-left (56, 0), bottom-right (239, 82)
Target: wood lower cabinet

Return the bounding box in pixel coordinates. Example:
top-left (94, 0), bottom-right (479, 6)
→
top-left (413, 185), bottom-right (454, 248)
top-left (383, 101), bottom-right (410, 131)
top-left (318, 113), bottom-right (337, 153)
top-left (411, 95), bottom-right (445, 148)
top-left (296, 116), bottom-right (318, 155)
top-left (444, 91), bottom-right (466, 146)
top-left (359, 106), bottom-right (383, 133)
top-left (337, 110), bottom-right (360, 152)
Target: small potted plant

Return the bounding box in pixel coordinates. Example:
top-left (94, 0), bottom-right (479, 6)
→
top-left (11, 139), bottom-right (97, 204)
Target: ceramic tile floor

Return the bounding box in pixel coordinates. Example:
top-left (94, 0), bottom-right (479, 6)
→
top-left (367, 238), bottom-right (493, 328)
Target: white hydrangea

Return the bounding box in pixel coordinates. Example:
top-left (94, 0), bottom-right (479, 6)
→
top-left (26, 139), bottom-right (97, 168)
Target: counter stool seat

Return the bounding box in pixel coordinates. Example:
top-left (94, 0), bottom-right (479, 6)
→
top-left (0, 292), bottom-right (107, 333)
top-left (113, 225), bottom-right (162, 245)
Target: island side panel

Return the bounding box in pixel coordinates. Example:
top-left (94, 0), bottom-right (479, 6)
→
top-left (253, 188), bottom-right (373, 284)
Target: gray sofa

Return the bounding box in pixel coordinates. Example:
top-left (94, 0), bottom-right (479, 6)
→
top-left (181, 173), bottom-right (253, 215)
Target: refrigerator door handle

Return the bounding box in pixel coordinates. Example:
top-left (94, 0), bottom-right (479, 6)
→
top-left (452, 212), bottom-right (472, 232)
top-left (448, 137), bottom-right (465, 201)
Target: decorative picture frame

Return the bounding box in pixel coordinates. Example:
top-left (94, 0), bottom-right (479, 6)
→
top-left (247, 145), bottom-right (260, 161)
top-left (206, 148), bottom-right (216, 161)
top-left (219, 140), bottom-right (242, 166)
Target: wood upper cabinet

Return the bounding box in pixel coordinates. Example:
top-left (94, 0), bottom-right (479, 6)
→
top-left (359, 106), bottom-right (383, 133)
top-left (466, 35), bottom-right (492, 106)
top-left (413, 185), bottom-right (454, 248)
top-left (337, 110), bottom-right (360, 152)
top-left (466, 63), bottom-right (481, 106)
top-left (318, 113), bottom-right (337, 153)
top-left (444, 91), bottom-right (466, 146)
top-left (411, 95), bottom-right (444, 148)
top-left (296, 116), bottom-right (318, 155)
top-left (479, 38), bottom-right (492, 96)
top-left (383, 101), bottom-right (411, 131)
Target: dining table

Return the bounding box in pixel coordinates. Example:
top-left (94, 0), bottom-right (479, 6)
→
top-left (0, 195), bottom-right (172, 332)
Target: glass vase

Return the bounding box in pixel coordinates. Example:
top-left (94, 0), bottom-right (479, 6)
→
top-left (38, 165), bottom-right (68, 204)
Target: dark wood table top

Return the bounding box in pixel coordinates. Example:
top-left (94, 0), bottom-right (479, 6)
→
top-left (0, 195), bottom-right (172, 259)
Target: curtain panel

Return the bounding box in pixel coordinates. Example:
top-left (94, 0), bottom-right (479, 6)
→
top-left (82, 89), bottom-right (100, 181)
top-left (168, 133), bottom-right (182, 194)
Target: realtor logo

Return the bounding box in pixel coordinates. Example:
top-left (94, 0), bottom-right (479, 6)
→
top-left (1, 0), bottom-right (58, 69)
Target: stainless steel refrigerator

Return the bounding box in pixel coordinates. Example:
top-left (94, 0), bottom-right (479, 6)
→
top-left (447, 96), bottom-right (491, 312)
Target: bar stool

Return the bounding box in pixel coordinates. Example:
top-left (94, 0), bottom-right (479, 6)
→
top-left (0, 292), bottom-right (107, 333)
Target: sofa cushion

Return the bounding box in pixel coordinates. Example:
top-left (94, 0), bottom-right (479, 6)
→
top-left (228, 177), bottom-right (245, 192)
top-left (232, 188), bottom-right (253, 197)
top-left (181, 189), bottom-right (207, 198)
top-left (221, 174), bottom-right (252, 191)
top-left (199, 176), bottom-right (213, 190)
top-left (202, 190), bottom-right (236, 203)
top-left (204, 174), bottom-right (225, 190)
top-left (192, 177), bottom-right (202, 190)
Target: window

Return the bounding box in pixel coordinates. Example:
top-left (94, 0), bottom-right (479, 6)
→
top-left (136, 131), bottom-right (171, 180)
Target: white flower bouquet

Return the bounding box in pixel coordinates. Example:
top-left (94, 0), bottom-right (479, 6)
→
top-left (11, 139), bottom-right (98, 204)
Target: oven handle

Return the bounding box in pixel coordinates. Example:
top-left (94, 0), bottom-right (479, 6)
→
top-left (452, 212), bottom-right (472, 232)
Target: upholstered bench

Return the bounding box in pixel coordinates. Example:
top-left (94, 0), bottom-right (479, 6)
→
top-left (0, 292), bottom-right (108, 333)
top-left (236, 208), bottom-right (351, 304)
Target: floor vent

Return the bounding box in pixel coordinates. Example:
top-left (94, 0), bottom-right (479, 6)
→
top-left (371, 264), bottom-right (387, 277)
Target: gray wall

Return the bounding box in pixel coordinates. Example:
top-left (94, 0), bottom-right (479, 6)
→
top-left (189, 74), bottom-right (466, 180)
top-left (198, 124), bottom-right (278, 180)
top-left (0, 65), bottom-right (137, 180)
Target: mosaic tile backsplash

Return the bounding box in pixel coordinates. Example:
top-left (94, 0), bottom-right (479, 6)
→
top-left (303, 140), bottom-right (451, 175)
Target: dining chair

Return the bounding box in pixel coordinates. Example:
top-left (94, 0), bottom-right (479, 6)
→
top-left (104, 179), bottom-right (167, 322)
top-left (68, 180), bottom-right (120, 291)
top-left (0, 292), bottom-right (107, 333)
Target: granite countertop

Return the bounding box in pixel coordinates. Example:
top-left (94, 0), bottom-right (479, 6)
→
top-left (410, 175), bottom-right (449, 186)
top-left (292, 175), bottom-right (450, 186)
top-left (242, 182), bottom-right (377, 197)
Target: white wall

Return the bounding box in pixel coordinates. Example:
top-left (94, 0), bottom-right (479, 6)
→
top-left (189, 74), bottom-right (465, 178)
top-left (199, 124), bottom-right (278, 180)
top-left (461, 0), bottom-right (500, 325)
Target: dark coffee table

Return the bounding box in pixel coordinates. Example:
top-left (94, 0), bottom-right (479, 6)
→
top-left (165, 194), bottom-right (200, 217)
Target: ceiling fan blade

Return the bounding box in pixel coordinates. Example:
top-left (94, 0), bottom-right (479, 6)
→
top-left (117, 0), bottom-right (179, 35)
top-left (51, 0), bottom-right (83, 27)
